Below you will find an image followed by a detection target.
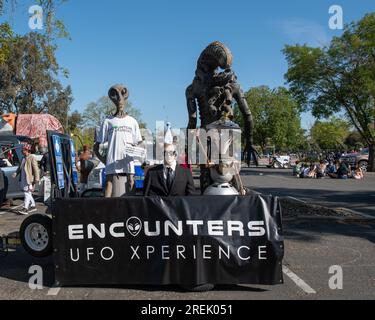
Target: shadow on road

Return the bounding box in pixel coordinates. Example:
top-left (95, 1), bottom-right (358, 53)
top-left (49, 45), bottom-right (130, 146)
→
top-left (255, 187), bottom-right (375, 216)
top-left (0, 247), bottom-right (55, 287)
top-left (283, 219), bottom-right (375, 245)
top-left (0, 248), bottom-right (269, 293)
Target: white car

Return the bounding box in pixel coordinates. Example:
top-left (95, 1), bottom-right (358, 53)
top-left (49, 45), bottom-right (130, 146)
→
top-left (86, 161), bottom-right (105, 191)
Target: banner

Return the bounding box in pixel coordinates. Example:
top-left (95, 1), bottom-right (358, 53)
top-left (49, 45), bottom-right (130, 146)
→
top-left (53, 195), bottom-right (284, 286)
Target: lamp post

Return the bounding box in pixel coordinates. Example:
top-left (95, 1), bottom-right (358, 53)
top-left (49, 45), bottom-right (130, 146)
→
top-left (71, 133), bottom-right (84, 149)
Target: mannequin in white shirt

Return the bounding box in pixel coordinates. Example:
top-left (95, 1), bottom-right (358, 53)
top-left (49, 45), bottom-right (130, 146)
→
top-left (93, 84), bottom-right (142, 197)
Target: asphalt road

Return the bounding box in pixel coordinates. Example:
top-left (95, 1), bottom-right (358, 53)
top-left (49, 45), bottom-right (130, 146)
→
top-left (0, 168), bottom-right (374, 300)
top-left (0, 214), bottom-right (374, 300)
top-left (240, 167), bottom-right (375, 217)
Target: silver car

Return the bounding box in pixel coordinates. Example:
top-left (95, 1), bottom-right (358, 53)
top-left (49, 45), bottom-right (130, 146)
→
top-left (340, 148), bottom-right (369, 172)
top-left (0, 136), bottom-right (31, 203)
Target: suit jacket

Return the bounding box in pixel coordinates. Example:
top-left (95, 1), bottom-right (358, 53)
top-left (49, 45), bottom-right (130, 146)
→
top-left (143, 164), bottom-right (196, 196)
top-left (16, 154), bottom-right (40, 185)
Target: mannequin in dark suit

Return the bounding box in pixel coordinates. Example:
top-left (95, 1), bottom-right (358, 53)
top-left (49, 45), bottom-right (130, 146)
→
top-left (143, 144), bottom-right (195, 196)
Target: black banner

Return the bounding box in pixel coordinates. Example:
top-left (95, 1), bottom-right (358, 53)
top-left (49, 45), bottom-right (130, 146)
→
top-left (53, 195), bottom-right (284, 286)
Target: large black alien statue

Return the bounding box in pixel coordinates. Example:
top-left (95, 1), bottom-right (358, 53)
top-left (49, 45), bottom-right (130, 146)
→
top-left (186, 41), bottom-right (259, 193)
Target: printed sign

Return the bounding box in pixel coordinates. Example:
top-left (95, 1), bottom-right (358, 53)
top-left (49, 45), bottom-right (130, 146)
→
top-left (52, 135), bottom-right (65, 190)
top-left (53, 195), bottom-right (284, 286)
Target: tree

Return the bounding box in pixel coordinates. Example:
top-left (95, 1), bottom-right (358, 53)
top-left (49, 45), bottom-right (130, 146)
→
top-left (310, 118), bottom-right (350, 150)
top-left (0, 32), bottom-right (73, 126)
top-left (68, 110), bottom-right (83, 133)
top-left (82, 96), bottom-right (146, 129)
top-left (0, 23), bottom-right (14, 64)
top-left (345, 131), bottom-right (365, 150)
top-left (233, 86), bottom-right (305, 153)
top-left (283, 13), bottom-right (375, 171)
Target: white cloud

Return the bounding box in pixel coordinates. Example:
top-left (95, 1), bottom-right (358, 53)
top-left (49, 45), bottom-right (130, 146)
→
top-left (278, 18), bottom-right (330, 47)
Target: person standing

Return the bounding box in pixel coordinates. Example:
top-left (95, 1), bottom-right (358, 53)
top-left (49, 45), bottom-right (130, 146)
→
top-left (77, 145), bottom-right (93, 192)
top-left (13, 144), bottom-right (40, 215)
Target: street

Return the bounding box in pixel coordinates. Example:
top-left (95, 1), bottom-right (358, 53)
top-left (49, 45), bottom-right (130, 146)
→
top-left (0, 168), bottom-right (374, 300)
top-left (241, 167), bottom-right (375, 218)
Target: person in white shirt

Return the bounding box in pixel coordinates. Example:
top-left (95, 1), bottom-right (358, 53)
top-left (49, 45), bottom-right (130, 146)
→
top-left (94, 84), bottom-right (142, 197)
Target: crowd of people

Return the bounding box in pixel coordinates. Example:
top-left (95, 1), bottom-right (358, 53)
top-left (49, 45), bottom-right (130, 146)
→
top-left (293, 159), bottom-right (364, 180)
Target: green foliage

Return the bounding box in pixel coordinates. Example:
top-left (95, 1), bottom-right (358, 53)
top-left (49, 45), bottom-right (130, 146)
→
top-left (0, 22), bottom-right (15, 64)
top-left (82, 96), bottom-right (147, 129)
top-left (310, 117), bottom-right (350, 150)
top-left (0, 32), bottom-right (73, 126)
top-left (71, 127), bottom-right (96, 152)
top-left (68, 110), bottom-right (83, 133)
top-left (283, 13), bottom-right (375, 170)
top-left (345, 131), bottom-right (365, 150)
top-left (234, 86), bottom-right (305, 153)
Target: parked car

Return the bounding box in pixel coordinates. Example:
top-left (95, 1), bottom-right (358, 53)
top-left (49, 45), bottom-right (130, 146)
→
top-left (86, 159), bottom-right (105, 191)
top-left (0, 135), bottom-right (30, 203)
top-left (340, 148), bottom-right (369, 172)
top-left (267, 155), bottom-right (291, 169)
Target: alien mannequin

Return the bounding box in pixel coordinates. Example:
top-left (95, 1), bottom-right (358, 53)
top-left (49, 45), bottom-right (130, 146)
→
top-left (186, 41), bottom-right (259, 194)
top-left (94, 84), bottom-right (143, 198)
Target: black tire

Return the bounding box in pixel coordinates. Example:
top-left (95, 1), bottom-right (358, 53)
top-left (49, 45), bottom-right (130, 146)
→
top-left (273, 162), bottom-right (281, 169)
top-left (181, 283), bottom-right (215, 292)
top-left (358, 161), bottom-right (368, 172)
top-left (20, 214), bottom-right (53, 258)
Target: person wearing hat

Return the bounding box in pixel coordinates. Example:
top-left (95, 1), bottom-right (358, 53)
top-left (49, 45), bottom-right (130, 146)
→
top-left (12, 144), bottom-right (40, 215)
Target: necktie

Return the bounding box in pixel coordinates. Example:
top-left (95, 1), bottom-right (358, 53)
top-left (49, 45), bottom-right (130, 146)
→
top-left (166, 167), bottom-right (173, 192)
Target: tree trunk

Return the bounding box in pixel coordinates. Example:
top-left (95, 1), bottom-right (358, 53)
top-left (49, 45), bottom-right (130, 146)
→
top-left (368, 143), bottom-right (375, 172)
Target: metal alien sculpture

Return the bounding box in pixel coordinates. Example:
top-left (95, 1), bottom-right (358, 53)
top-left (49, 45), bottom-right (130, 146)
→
top-left (186, 41), bottom-right (259, 194)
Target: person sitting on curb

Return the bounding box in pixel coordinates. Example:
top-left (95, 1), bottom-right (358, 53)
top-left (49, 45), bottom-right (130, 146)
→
top-left (307, 163), bottom-right (317, 178)
top-left (316, 160), bottom-right (327, 179)
top-left (352, 165), bottom-right (364, 180)
top-left (328, 160), bottom-right (350, 179)
top-left (293, 161), bottom-right (302, 177)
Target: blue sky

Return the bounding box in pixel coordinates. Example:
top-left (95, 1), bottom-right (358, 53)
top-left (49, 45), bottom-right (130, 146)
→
top-left (2, 0), bottom-right (375, 131)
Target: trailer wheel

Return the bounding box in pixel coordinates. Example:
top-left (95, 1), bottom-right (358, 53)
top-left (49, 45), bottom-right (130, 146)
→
top-left (20, 214), bottom-right (53, 258)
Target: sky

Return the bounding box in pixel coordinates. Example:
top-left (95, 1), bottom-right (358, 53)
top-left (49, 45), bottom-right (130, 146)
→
top-left (2, 0), bottom-right (375, 132)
